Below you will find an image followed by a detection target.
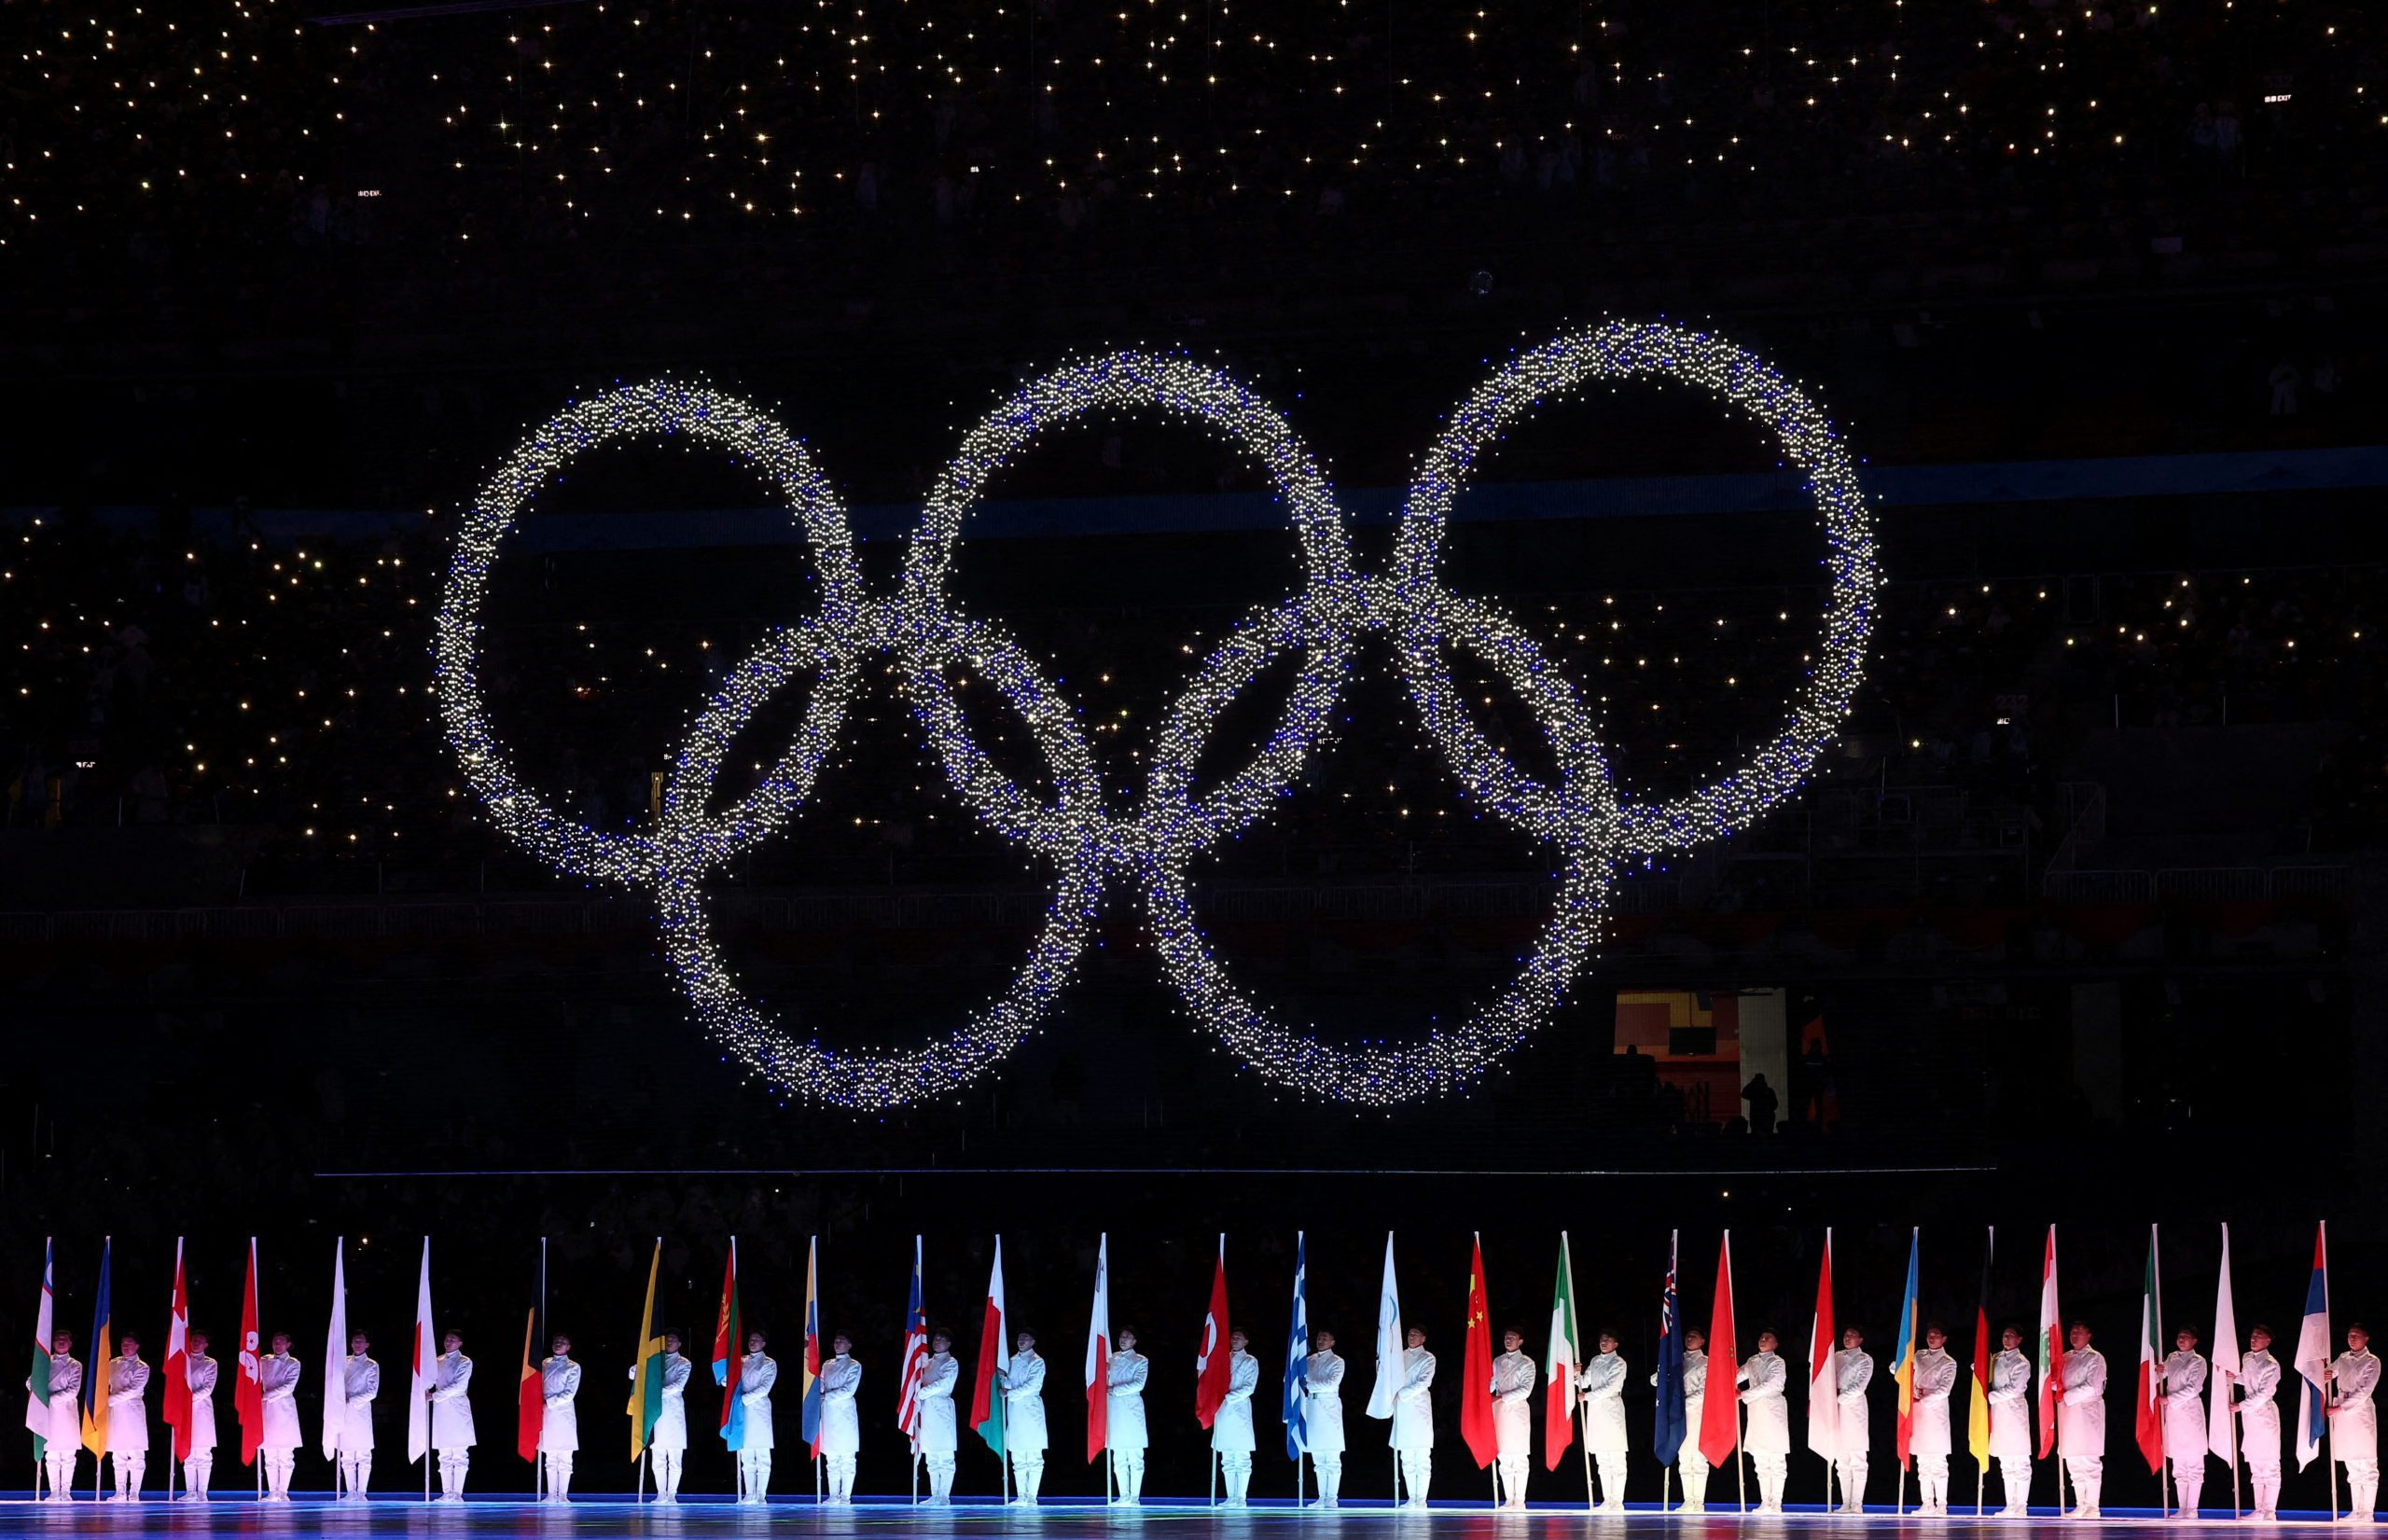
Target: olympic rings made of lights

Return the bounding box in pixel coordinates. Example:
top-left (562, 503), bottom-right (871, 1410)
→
top-left (435, 320), bottom-right (1880, 1109)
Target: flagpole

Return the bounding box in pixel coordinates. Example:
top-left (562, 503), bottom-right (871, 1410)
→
top-left (1736, 1396), bottom-right (1747, 1514)
top-left (1576, 1360), bottom-right (1594, 1511)
top-left (2155, 1224), bottom-right (2172, 1519)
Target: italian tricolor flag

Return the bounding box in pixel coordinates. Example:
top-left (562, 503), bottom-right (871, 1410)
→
top-left (2135, 1227), bottom-right (2165, 1476)
top-left (1544, 1233), bottom-right (1581, 1468)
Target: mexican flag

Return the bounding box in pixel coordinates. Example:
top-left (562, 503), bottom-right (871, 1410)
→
top-left (2134, 1227), bottom-right (2165, 1476)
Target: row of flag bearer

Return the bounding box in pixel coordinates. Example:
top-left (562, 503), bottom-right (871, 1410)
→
top-left (21, 1223), bottom-right (2378, 1516)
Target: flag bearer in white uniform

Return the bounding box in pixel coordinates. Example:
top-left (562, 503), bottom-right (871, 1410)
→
top-left (1492, 1328), bottom-right (1536, 1509)
top-left (1910, 1325), bottom-right (1959, 1515)
top-left (2333, 1325), bottom-right (2381, 1523)
top-left (36, 1331), bottom-right (83, 1501)
top-left (258, 1332), bottom-right (302, 1501)
top-left (538, 1335), bottom-right (580, 1503)
top-left (2162, 1326), bottom-right (2210, 1517)
top-left (1213, 1329), bottom-right (1260, 1506)
top-left (335, 1332), bottom-right (378, 1501)
top-left (1832, 1325), bottom-right (1874, 1513)
top-left (1106, 1326), bottom-right (1150, 1505)
top-left (1305, 1330), bottom-right (1348, 1508)
top-left (2234, 1325), bottom-right (2283, 1520)
top-left (104, 1333), bottom-right (150, 1502)
top-left (1002, 1328), bottom-right (1049, 1505)
top-left (820, 1334), bottom-right (862, 1505)
top-left (736, 1331), bottom-right (778, 1505)
top-left (918, 1331), bottom-right (961, 1505)
top-left (2059, 1321), bottom-right (2108, 1518)
top-left (1739, 1329), bottom-right (1792, 1514)
top-left (1664, 1327), bottom-right (1713, 1512)
top-left (1987, 1325), bottom-right (2034, 1515)
top-left (642, 1330), bottom-right (689, 1504)
top-left (1394, 1325), bottom-right (1437, 1508)
top-left (1581, 1330), bottom-right (1630, 1510)
top-left (427, 1331), bottom-right (475, 1503)
top-left (177, 1330), bottom-right (219, 1502)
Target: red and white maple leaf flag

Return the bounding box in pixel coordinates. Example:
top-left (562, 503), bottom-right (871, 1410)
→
top-left (1805, 1229), bottom-right (1838, 1464)
top-left (162, 1240), bottom-right (193, 1464)
top-left (1084, 1235), bottom-right (1111, 1464)
top-left (1195, 1237), bottom-right (1231, 1429)
top-left (407, 1238), bottom-right (437, 1468)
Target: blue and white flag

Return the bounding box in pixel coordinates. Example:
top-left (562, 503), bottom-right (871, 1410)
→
top-left (1283, 1232), bottom-right (1311, 1458)
top-left (2296, 1222), bottom-right (2332, 1471)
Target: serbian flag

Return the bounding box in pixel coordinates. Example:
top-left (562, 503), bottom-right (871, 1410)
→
top-left (1084, 1235), bottom-right (1111, 1463)
top-left (2133, 1225), bottom-right (2165, 1476)
top-left (801, 1236), bottom-right (825, 1459)
top-left (516, 1308), bottom-right (543, 1462)
top-left (968, 1239), bottom-right (1010, 1458)
top-left (1552, 1231), bottom-right (1589, 1471)
top-left (1892, 1228), bottom-right (1922, 1468)
top-left (1967, 1228), bottom-right (1994, 1469)
top-left (714, 1239), bottom-right (746, 1451)
top-left (236, 1240), bottom-right (263, 1467)
top-left (1459, 1235), bottom-right (1497, 1470)
top-left (163, 1239), bottom-right (194, 1463)
top-left (79, 1237), bottom-right (112, 1460)
top-left (1697, 1232), bottom-right (1740, 1470)
top-left (627, 1239), bottom-right (667, 1461)
top-left (2035, 1226), bottom-right (2064, 1458)
top-left (1195, 1237), bottom-right (1231, 1428)
top-left (897, 1238), bottom-right (928, 1450)
top-left (24, 1239), bottom-right (55, 1462)
top-left (1806, 1228), bottom-right (1838, 1463)
top-left (2294, 1223), bottom-right (2331, 1471)
top-left (407, 1239), bottom-right (437, 1469)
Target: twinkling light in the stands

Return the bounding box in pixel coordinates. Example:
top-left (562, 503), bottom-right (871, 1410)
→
top-left (437, 320), bottom-right (1878, 1109)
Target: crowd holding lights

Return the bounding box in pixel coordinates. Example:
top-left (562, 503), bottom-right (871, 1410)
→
top-left (437, 321), bottom-right (1878, 1109)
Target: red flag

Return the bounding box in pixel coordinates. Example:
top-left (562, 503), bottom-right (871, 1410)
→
top-left (1460, 1235), bottom-right (1498, 1470)
top-left (1194, 1238), bottom-right (1230, 1428)
top-left (1805, 1230), bottom-right (1837, 1463)
top-left (1698, 1232), bottom-right (1741, 1469)
top-left (162, 1240), bottom-right (193, 1463)
top-left (2035, 1226), bottom-right (2064, 1458)
top-left (516, 1308), bottom-right (544, 1462)
top-left (234, 1239), bottom-right (263, 1467)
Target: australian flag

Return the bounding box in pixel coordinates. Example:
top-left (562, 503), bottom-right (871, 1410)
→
top-left (1654, 1229), bottom-right (1688, 1466)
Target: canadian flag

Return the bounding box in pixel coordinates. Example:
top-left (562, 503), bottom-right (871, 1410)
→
top-left (162, 1241), bottom-right (193, 1464)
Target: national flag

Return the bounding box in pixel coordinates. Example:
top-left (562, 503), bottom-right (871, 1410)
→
top-left (1283, 1232), bottom-right (1311, 1460)
top-left (24, 1238), bottom-right (55, 1462)
top-left (2134, 1225), bottom-right (2165, 1476)
top-left (236, 1240), bottom-right (262, 1467)
top-left (319, 1238), bottom-right (346, 1462)
top-left (1892, 1228), bottom-right (1922, 1468)
top-left (714, 1239), bottom-right (746, 1452)
top-left (1967, 1228), bottom-right (1994, 1467)
top-left (407, 1238), bottom-right (437, 1468)
top-left (1806, 1228), bottom-right (1838, 1463)
top-left (516, 1308), bottom-right (544, 1463)
top-left (801, 1236), bottom-right (825, 1459)
top-left (1084, 1234), bottom-right (1111, 1463)
top-left (164, 1240), bottom-right (194, 1463)
top-left (1697, 1232), bottom-right (1740, 1469)
top-left (1195, 1237), bottom-right (1230, 1429)
top-left (1460, 1235), bottom-right (1497, 1470)
top-left (967, 1238), bottom-right (1009, 1458)
top-left (2035, 1226), bottom-right (2064, 1459)
top-left (1365, 1232), bottom-right (1403, 1422)
top-left (2295, 1223), bottom-right (2331, 1471)
top-left (1556, 1231), bottom-right (1591, 1471)
top-left (2208, 1223), bottom-right (2242, 1464)
top-left (627, 1239), bottom-right (667, 1461)
top-left (897, 1237), bottom-right (928, 1450)
top-left (79, 1238), bottom-right (112, 1460)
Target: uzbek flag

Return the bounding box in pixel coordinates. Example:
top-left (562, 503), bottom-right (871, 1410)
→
top-left (800, 1236), bottom-right (825, 1459)
top-left (24, 1238), bottom-right (54, 1461)
top-left (1967, 1228), bottom-right (1994, 1467)
top-left (79, 1238), bottom-right (112, 1460)
top-left (2134, 1226), bottom-right (2165, 1476)
top-left (1892, 1228), bottom-right (1921, 1467)
top-left (713, 1239), bottom-right (745, 1452)
top-left (968, 1239), bottom-right (1009, 1458)
top-left (627, 1239), bottom-right (667, 1461)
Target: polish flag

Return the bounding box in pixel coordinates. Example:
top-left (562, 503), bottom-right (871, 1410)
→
top-left (1084, 1235), bottom-right (1111, 1463)
top-left (1195, 1238), bottom-right (1231, 1428)
top-left (162, 1241), bottom-right (193, 1463)
top-left (1698, 1233), bottom-right (1740, 1469)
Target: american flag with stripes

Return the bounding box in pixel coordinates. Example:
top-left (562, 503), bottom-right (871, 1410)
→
top-left (897, 1235), bottom-right (929, 1450)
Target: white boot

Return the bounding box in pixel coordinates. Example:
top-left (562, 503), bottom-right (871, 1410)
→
top-left (2254, 1475), bottom-right (2280, 1520)
top-left (1598, 1453), bottom-right (1626, 1512)
top-left (1680, 1454), bottom-right (1710, 1513)
top-left (544, 1451), bottom-right (573, 1503)
top-left (2174, 1470), bottom-right (2202, 1519)
top-left (1313, 1460), bottom-right (1341, 1509)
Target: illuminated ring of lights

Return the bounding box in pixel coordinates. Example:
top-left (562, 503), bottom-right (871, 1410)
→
top-left (1393, 320), bottom-right (1880, 853)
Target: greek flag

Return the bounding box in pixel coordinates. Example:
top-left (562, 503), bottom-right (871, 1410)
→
top-left (1283, 1232), bottom-right (1311, 1458)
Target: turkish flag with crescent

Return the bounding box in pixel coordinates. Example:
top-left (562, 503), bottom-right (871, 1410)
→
top-left (1194, 1241), bottom-right (1230, 1429)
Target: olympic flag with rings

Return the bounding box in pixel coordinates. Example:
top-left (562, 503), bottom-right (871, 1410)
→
top-left (435, 320), bottom-right (1881, 1111)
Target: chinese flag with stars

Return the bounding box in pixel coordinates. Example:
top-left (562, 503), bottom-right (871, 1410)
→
top-left (1461, 1235), bottom-right (1498, 1469)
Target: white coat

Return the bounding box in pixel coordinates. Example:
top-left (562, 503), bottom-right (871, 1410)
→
top-left (819, 1353), bottom-right (862, 1459)
top-left (1211, 1350), bottom-right (1258, 1454)
top-left (1304, 1351), bottom-right (1347, 1459)
top-left (1682, 1347), bottom-right (1709, 1443)
top-left (184, 1353), bottom-right (219, 1455)
top-left (105, 1355), bottom-right (149, 1454)
top-left (1833, 1349), bottom-right (1874, 1456)
top-left (1106, 1351), bottom-right (1149, 1452)
top-left (915, 1352), bottom-right (959, 1456)
top-left (649, 1352), bottom-right (689, 1454)
top-left (429, 1351), bottom-right (476, 1450)
top-left (40, 1353), bottom-right (82, 1450)
top-left (2059, 1347), bottom-right (2106, 1458)
top-left (2162, 1349), bottom-right (2208, 1462)
top-left (739, 1353), bottom-right (778, 1455)
top-left (1910, 1347), bottom-right (1958, 1459)
top-left (1580, 1350), bottom-right (1628, 1454)
top-left (2238, 1348), bottom-right (2282, 1466)
top-left (1739, 1351), bottom-right (1791, 1455)
top-left (538, 1356), bottom-right (580, 1454)
top-left (1987, 1348), bottom-right (2033, 1461)
top-left (259, 1353), bottom-right (303, 1452)
top-left (1003, 1350), bottom-right (1048, 1455)
top-left (335, 1354), bottom-right (379, 1453)
top-left (1391, 1346), bottom-right (1436, 1451)
top-left (2333, 1350), bottom-right (2381, 1464)
top-left (1492, 1349), bottom-right (1535, 1459)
